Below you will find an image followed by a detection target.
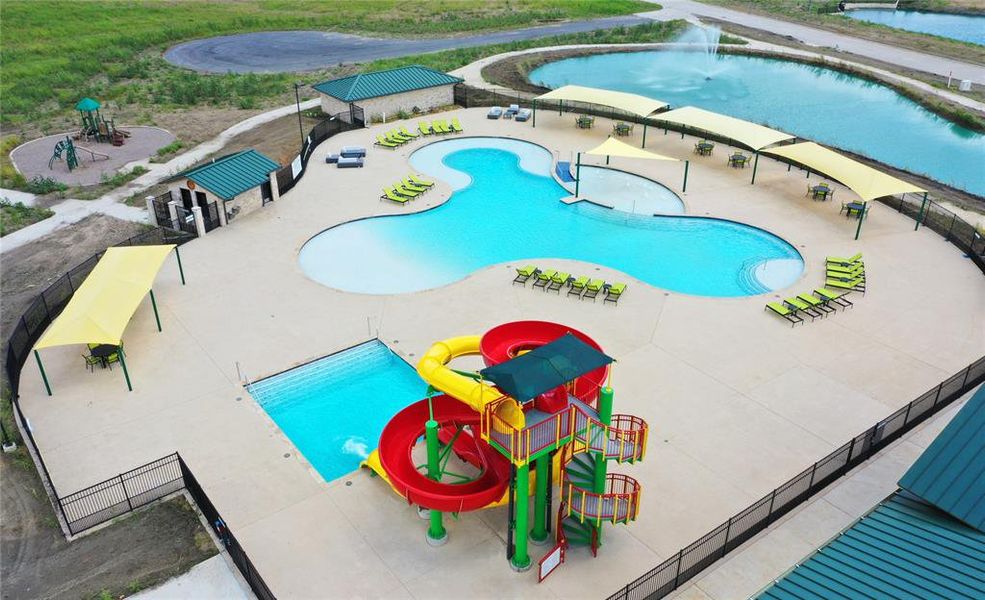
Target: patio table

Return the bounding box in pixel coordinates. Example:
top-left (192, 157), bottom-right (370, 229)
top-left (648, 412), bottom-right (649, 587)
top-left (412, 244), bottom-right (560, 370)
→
top-left (90, 344), bottom-right (120, 368)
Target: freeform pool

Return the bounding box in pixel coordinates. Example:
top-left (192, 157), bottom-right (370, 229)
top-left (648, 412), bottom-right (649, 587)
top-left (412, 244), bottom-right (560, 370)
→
top-left (248, 341), bottom-right (423, 482)
top-left (529, 50), bottom-right (985, 197)
top-left (844, 9), bottom-right (985, 45)
top-left (299, 138), bottom-right (803, 296)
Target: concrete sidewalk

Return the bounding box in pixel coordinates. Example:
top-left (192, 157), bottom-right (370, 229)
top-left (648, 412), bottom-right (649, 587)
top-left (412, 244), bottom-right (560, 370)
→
top-left (640, 0), bottom-right (985, 84)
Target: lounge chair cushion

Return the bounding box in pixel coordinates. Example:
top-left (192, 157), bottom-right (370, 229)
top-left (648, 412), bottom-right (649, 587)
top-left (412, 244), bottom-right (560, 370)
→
top-left (340, 146), bottom-right (366, 157)
top-left (337, 157), bottom-right (363, 168)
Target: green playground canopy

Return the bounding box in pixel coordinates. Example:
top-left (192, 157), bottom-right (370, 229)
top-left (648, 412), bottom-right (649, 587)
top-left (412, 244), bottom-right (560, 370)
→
top-left (76, 97), bottom-right (101, 111)
top-left (480, 334), bottom-right (613, 403)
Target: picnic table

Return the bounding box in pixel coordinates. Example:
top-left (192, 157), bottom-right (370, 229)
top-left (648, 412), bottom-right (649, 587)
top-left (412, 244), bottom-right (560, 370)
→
top-left (613, 122), bottom-right (633, 136)
top-left (576, 116), bottom-right (595, 129)
top-left (808, 184), bottom-right (833, 201)
top-left (694, 141), bottom-right (714, 156)
top-left (728, 153), bottom-right (749, 168)
top-left (844, 202), bottom-right (867, 219)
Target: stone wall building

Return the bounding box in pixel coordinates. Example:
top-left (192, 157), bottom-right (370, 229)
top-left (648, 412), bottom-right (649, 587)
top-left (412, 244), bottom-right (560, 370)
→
top-left (313, 65), bottom-right (462, 123)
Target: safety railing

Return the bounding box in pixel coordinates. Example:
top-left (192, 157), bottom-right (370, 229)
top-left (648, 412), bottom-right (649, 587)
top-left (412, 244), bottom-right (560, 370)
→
top-left (574, 412), bottom-right (648, 463)
top-left (562, 471), bottom-right (642, 526)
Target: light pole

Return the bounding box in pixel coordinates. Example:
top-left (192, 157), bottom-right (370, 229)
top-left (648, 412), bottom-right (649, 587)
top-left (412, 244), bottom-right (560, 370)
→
top-left (294, 82), bottom-right (304, 150)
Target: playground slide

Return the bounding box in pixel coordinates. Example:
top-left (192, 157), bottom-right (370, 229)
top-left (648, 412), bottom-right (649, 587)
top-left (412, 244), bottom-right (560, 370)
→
top-left (74, 144), bottom-right (110, 160)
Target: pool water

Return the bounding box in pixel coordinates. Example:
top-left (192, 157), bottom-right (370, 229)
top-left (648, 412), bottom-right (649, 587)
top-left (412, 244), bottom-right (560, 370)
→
top-left (529, 51), bottom-right (985, 197)
top-left (248, 341), bottom-right (424, 482)
top-left (300, 139), bottom-right (803, 296)
top-left (844, 9), bottom-right (985, 45)
top-left (569, 165), bottom-right (685, 215)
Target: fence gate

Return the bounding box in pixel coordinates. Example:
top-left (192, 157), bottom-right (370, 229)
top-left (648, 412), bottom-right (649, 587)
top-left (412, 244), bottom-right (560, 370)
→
top-left (152, 191), bottom-right (175, 228)
top-left (173, 205), bottom-right (198, 237)
top-left (202, 201), bottom-right (221, 232)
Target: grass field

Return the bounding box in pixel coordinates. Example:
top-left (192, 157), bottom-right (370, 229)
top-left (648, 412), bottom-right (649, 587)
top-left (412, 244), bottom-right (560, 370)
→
top-left (698, 0), bottom-right (985, 64)
top-left (0, 0), bottom-right (653, 132)
top-left (0, 200), bottom-right (54, 236)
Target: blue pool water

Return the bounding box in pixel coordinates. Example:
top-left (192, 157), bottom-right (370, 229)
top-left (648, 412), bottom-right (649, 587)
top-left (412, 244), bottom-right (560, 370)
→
top-left (300, 139), bottom-right (803, 296)
top-left (248, 341), bottom-right (423, 482)
top-left (845, 9), bottom-right (985, 45)
top-left (529, 51), bottom-right (985, 197)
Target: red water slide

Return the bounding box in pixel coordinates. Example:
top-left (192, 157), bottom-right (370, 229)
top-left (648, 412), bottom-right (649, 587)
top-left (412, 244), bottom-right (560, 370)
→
top-left (376, 394), bottom-right (512, 512)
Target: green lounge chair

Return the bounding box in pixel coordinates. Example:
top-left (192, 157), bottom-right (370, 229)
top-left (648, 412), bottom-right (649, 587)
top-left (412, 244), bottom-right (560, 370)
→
top-left (548, 272), bottom-right (571, 293)
top-left (401, 179), bottom-right (428, 193)
top-left (418, 122), bottom-right (433, 136)
top-left (825, 278), bottom-right (865, 294)
top-left (394, 184), bottom-right (421, 198)
top-left (583, 279), bottom-right (605, 301)
top-left (375, 135), bottom-right (399, 149)
top-left (567, 276), bottom-right (588, 298)
top-left (450, 117), bottom-right (463, 133)
top-left (784, 297), bottom-right (821, 320)
top-left (827, 260), bottom-right (863, 272)
top-left (433, 120), bottom-right (450, 134)
top-left (815, 288), bottom-right (853, 309)
top-left (389, 130), bottom-right (411, 143)
top-left (513, 265), bottom-right (539, 286)
top-left (826, 253), bottom-right (862, 267)
top-left (533, 269), bottom-right (557, 290)
top-left (409, 174), bottom-right (434, 187)
top-left (382, 188), bottom-right (410, 204)
top-left (603, 283), bottom-right (627, 305)
top-left (765, 302), bottom-right (803, 327)
top-left (797, 293), bottom-right (835, 315)
top-left (826, 269), bottom-right (864, 281)
top-left (400, 126), bottom-right (419, 139)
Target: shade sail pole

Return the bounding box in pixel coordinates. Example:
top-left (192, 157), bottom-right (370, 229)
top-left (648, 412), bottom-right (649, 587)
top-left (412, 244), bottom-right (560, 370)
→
top-left (641, 124), bottom-right (647, 148)
top-left (574, 152), bottom-right (582, 197)
top-left (149, 290), bottom-right (162, 332)
top-left (532, 100), bottom-right (536, 128)
top-left (854, 201), bottom-right (867, 241)
top-left (34, 350), bottom-right (52, 396)
top-left (750, 152), bottom-right (760, 184)
top-left (915, 192), bottom-right (928, 231)
top-left (174, 247), bottom-right (186, 285)
top-left (119, 347), bottom-right (133, 392)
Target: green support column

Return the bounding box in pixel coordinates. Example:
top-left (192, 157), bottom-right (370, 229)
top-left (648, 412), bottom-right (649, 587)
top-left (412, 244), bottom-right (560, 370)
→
top-left (682, 160), bottom-right (690, 193)
top-left (914, 192), bottom-right (928, 231)
top-left (558, 100), bottom-right (563, 116)
top-left (174, 247), bottom-right (186, 285)
top-left (605, 155), bottom-right (610, 165)
top-left (641, 124), bottom-right (647, 148)
top-left (511, 462), bottom-right (531, 571)
top-left (425, 419), bottom-right (447, 545)
top-left (574, 152), bottom-right (582, 197)
top-left (149, 290), bottom-right (162, 332)
top-left (594, 387), bottom-right (614, 545)
top-left (532, 100), bottom-right (537, 128)
top-left (34, 350), bottom-right (52, 396)
top-left (854, 201), bottom-right (867, 241)
top-left (530, 455), bottom-right (550, 544)
top-left (118, 347), bottom-right (133, 392)
top-left (750, 152), bottom-right (760, 185)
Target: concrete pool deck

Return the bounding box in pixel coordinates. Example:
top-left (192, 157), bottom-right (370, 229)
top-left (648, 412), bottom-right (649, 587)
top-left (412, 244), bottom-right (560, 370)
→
top-left (18, 108), bottom-right (984, 598)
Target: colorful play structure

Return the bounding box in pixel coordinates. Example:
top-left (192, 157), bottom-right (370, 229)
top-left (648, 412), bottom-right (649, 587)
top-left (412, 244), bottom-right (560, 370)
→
top-left (75, 97), bottom-right (130, 145)
top-left (48, 136), bottom-right (109, 172)
top-left (364, 321), bottom-right (648, 578)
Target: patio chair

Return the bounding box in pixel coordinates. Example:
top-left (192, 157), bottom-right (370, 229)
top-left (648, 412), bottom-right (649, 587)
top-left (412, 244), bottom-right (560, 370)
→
top-left (82, 353), bottom-right (102, 372)
top-left (814, 288), bottom-right (854, 309)
top-left (533, 269), bottom-right (557, 290)
top-left (381, 188), bottom-right (410, 204)
top-left (375, 135), bottom-right (399, 149)
top-left (784, 297), bottom-right (822, 321)
top-left (450, 118), bottom-right (464, 133)
top-left (547, 272), bottom-right (571, 293)
top-left (409, 174), bottom-right (434, 187)
top-left (765, 302), bottom-right (803, 327)
top-left (826, 253), bottom-right (862, 267)
top-left (104, 349), bottom-right (120, 369)
top-left (603, 283), bottom-right (627, 305)
top-left (797, 293), bottom-right (835, 315)
top-left (582, 279), bottom-right (605, 301)
top-left (513, 265), bottom-right (539, 286)
top-left (567, 276), bottom-right (588, 298)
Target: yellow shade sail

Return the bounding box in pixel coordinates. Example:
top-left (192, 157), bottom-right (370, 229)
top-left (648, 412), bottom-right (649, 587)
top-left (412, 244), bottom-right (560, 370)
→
top-left (655, 106), bottom-right (794, 151)
top-left (763, 142), bottom-right (925, 201)
top-left (535, 85), bottom-right (668, 118)
top-left (585, 137), bottom-right (679, 162)
top-left (34, 245), bottom-right (176, 350)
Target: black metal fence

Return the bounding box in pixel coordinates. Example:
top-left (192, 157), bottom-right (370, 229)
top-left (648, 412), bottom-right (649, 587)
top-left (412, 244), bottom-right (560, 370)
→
top-left (201, 201), bottom-right (221, 233)
top-left (49, 452), bottom-right (275, 599)
top-left (275, 108), bottom-right (364, 196)
top-left (606, 355), bottom-right (985, 600)
top-left (878, 193), bottom-right (985, 272)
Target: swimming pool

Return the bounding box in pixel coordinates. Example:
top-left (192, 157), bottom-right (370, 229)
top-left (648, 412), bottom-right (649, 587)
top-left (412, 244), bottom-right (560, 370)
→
top-left (844, 9), bottom-right (985, 45)
top-left (299, 138), bottom-right (803, 297)
top-left (529, 51), bottom-right (985, 197)
top-left (248, 340), bottom-right (423, 482)
top-left (568, 165), bottom-right (685, 215)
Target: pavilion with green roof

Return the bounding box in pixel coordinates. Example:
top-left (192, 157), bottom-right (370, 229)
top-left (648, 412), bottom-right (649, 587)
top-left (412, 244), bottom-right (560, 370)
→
top-left (313, 65), bottom-right (462, 123)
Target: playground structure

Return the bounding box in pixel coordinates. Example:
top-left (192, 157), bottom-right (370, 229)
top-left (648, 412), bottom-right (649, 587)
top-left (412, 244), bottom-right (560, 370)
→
top-left (75, 97), bottom-right (130, 146)
top-left (48, 136), bottom-right (109, 172)
top-left (363, 321), bottom-right (649, 577)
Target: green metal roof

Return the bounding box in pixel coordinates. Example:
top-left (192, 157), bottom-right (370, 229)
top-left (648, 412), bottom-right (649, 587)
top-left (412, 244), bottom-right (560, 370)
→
top-left (759, 492), bottom-right (985, 599)
top-left (313, 66), bottom-right (462, 102)
top-left (899, 384), bottom-right (985, 532)
top-left (178, 150), bottom-right (279, 201)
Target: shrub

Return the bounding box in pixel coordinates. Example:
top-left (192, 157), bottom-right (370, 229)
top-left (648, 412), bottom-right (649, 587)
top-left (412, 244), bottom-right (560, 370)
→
top-left (25, 176), bottom-right (67, 195)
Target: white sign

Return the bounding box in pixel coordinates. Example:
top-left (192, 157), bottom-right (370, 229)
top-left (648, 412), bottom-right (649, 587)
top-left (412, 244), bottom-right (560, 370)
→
top-left (291, 155), bottom-right (302, 178)
top-left (538, 544), bottom-right (564, 582)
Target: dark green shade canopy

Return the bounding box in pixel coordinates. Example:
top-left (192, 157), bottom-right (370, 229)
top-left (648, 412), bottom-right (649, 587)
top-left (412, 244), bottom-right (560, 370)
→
top-left (480, 334), bottom-right (613, 403)
top-left (76, 97), bottom-right (101, 111)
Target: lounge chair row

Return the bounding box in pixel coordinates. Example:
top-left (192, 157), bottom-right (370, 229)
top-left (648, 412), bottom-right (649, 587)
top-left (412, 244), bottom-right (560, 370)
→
top-left (766, 288), bottom-right (854, 327)
top-left (375, 126), bottom-right (421, 149)
top-left (419, 118), bottom-right (463, 136)
top-left (825, 255), bottom-right (866, 294)
top-left (513, 265), bottom-right (626, 304)
top-left (381, 174), bottom-right (435, 204)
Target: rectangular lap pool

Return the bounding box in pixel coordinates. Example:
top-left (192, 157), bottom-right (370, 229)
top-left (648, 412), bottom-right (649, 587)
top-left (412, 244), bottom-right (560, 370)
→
top-left (247, 340), bottom-right (424, 482)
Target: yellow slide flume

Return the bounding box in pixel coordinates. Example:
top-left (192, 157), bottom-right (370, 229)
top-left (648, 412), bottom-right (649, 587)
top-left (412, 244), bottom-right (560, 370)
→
top-left (416, 335), bottom-right (525, 429)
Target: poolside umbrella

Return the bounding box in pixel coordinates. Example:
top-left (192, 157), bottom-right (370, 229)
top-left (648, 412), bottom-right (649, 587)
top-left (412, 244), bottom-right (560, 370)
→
top-left (480, 334), bottom-right (613, 403)
top-left (581, 137), bottom-right (686, 193)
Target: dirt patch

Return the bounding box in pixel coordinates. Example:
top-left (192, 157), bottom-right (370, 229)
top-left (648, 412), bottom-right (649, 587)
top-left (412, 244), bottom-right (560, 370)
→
top-left (198, 112), bottom-right (324, 167)
top-left (0, 452), bottom-right (217, 600)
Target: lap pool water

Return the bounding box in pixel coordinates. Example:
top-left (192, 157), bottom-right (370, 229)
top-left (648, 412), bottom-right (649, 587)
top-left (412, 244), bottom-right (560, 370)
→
top-left (529, 51), bottom-right (985, 197)
top-left (248, 340), bottom-right (423, 482)
top-left (299, 138), bottom-right (803, 297)
top-left (844, 9), bottom-right (985, 45)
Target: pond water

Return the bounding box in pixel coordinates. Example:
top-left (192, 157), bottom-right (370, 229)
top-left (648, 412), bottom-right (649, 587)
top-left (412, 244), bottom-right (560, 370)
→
top-left (844, 9), bottom-right (985, 45)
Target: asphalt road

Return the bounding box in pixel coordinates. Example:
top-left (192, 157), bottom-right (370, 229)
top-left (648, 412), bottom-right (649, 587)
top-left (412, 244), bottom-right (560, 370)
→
top-left (163, 16), bottom-right (651, 73)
